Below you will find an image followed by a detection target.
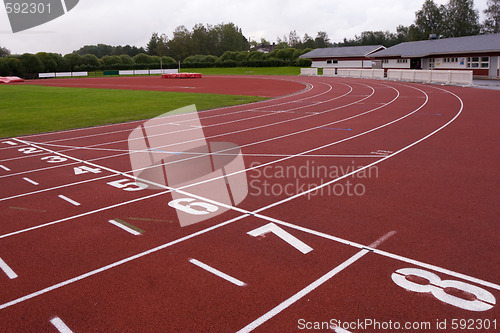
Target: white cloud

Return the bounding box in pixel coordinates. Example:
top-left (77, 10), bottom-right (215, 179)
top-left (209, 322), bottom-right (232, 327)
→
top-left (0, 0), bottom-right (490, 55)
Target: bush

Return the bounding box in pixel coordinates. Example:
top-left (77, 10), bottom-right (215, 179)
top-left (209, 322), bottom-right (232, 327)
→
top-left (132, 53), bottom-right (155, 64)
top-left (215, 59), bottom-right (238, 67)
top-left (294, 58), bottom-right (312, 67)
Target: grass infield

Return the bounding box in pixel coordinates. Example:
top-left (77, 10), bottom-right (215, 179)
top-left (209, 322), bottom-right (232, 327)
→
top-left (0, 85), bottom-right (266, 138)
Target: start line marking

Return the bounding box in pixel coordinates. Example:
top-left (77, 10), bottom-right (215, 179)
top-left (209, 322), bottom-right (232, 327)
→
top-left (108, 219), bottom-right (144, 236)
top-left (50, 316), bottom-right (73, 333)
top-left (189, 258), bottom-right (247, 287)
top-left (237, 231), bottom-right (396, 333)
top-left (58, 195), bottom-right (80, 206)
top-left (0, 257), bottom-right (18, 279)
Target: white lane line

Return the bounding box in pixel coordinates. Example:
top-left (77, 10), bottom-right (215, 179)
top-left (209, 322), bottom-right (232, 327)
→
top-left (189, 258), bottom-right (247, 287)
top-left (0, 80), bottom-right (324, 158)
top-left (237, 249), bottom-right (369, 333)
top-left (2, 83), bottom-right (492, 315)
top-left (108, 219), bottom-right (142, 236)
top-left (50, 316), bottom-right (73, 333)
top-left (58, 195), bottom-right (80, 206)
top-left (7, 78), bottom-right (313, 145)
top-left (23, 177), bottom-right (39, 185)
top-left (237, 231), bottom-right (395, 333)
top-left (0, 165), bottom-right (10, 171)
top-left (0, 257), bottom-right (18, 279)
top-left (0, 214), bottom-right (248, 310)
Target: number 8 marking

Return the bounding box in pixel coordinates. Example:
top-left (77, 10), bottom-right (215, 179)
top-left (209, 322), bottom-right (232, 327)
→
top-left (392, 268), bottom-right (496, 312)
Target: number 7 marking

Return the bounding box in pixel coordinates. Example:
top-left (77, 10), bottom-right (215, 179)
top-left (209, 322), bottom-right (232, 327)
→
top-left (247, 223), bottom-right (313, 254)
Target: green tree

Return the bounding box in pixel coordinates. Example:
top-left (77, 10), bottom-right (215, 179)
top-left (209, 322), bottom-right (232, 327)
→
top-left (101, 55), bottom-right (122, 67)
top-left (64, 53), bottom-right (83, 71)
top-left (0, 57), bottom-right (22, 76)
top-left (314, 31), bottom-right (330, 48)
top-left (415, 0), bottom-right (445, 38)
top-left (132, 53), bottom-right (155, 64)
top-left (483, 0), bottom-right (500, 33)
top-left (191, 24), bottom-right (212, 55)
top-left (0, 46), bottom-right (11, 57)
top-left (82, 54), bottom-right (100, 66)
top-left (19, 53), bottom-right (44, 74)
top-left (443, 0), bottom-right (480, 37)
top-left (302, 34), bottom-right (316, 48)
top-left (36, 52), bottom-right (58, 72)
top-left (166, 25), bottom-right (192, 60)
top-left (120, 54), bottom-right (134, 66)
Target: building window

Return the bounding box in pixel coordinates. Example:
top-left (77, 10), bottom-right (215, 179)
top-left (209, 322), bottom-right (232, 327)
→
top-left (382, 59), bottom-right (389, 64)
top-left (443, 57), bottom-right (458, 63)
top-left (397, 59), bottom-right (408, 63)
top-left (468, 57), bottom-right (489, 69)
top-left (429, 58), bottom-right (435, 69)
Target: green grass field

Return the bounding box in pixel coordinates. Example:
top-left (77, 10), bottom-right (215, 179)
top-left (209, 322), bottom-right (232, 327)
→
top-left (0, 85), bottom-right (266, 138)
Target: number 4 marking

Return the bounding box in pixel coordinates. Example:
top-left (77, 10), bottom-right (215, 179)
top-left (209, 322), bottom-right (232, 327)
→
top-left (248, 223), bottom-right (313, 254)
top-left (74, 166), bottom-right (102, 175)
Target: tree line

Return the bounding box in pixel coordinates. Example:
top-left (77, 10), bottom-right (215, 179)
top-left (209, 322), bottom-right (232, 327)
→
top-left (336, 0), bottom-right (499, 47)
top-left (1, 0), bottom-right (499, 77)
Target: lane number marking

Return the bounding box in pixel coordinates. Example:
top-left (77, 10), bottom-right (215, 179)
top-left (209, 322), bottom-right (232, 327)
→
top-left (392, 268), bottom-right (496, 312)
top-left (247, 223), bottom-right (313, 254)
top-left (107, 179), bottom-right (148, 192)
top-left (168, 198), bottom-right (219, 216)
top-left (74, 166), bottom-right (102, 175)
top-left (41, 156), bottom-right (68, 163)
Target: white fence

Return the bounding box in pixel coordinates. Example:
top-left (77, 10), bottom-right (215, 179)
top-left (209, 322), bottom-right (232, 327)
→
top-left (118, 69), bottom-right (178, 76)
top-left (302, 67), bottom-right (473, 86)
top-left (320, 68), bottom-right (385, 80)
top-left (387, 69), bottom-right (473, 86)
top-left (300, 68), bottom-right (318, 76)
top-left (38, 69), bottom-right (178, 79)
top-left (38, 71), bottom-right (88, 78)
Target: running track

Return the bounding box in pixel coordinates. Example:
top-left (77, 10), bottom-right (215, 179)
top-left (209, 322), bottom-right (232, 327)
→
top-left (0, 75), bottom-right (499, 332)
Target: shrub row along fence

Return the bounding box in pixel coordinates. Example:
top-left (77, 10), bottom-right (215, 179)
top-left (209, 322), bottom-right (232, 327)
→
top-left (38, 69), bottom-right (178, 79)
top-left (300, 68), bottom-right (473, 86)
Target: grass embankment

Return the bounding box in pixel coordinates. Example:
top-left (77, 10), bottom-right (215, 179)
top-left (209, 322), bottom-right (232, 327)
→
top-left (0, 85), bottom-right (266, 138)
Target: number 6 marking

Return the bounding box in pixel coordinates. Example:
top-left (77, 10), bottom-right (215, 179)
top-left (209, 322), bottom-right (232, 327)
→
top-left (392, 268), bottom-right (496, 312)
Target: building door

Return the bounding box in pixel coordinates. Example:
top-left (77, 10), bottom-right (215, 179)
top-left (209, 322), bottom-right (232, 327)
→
top-left (410, 58), bottom-right (422, 69)
top-left (489, 56), bottom-right (499, 77)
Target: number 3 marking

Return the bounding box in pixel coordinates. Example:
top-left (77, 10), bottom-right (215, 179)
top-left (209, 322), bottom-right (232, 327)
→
top-left (41, 156), bottom-right (68, 163)
top-left (392, 268), bottom-right (496, 312)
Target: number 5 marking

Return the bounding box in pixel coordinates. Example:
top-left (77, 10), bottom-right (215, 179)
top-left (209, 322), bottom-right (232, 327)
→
top-left (107, 179), bottom-right (148, 191)
top-left (392, 268), bottom-right (496, 312)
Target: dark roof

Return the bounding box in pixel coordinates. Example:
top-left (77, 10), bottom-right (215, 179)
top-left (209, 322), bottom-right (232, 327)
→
top-left (300, 45), bottom-right (385, 59)
top-left (370, 33), bottom-right (500, 58)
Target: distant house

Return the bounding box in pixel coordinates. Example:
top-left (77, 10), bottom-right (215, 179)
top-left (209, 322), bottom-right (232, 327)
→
top-left (369, 34), bottom-right (500, 78)
top-left (256, 43), bottom-right (276, 53)
top-left (300, 45), bottom-right (386, 69)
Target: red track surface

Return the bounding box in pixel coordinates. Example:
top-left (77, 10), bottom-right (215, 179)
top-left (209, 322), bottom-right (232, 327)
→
top-left (0, 75), bottom-right (499, 332)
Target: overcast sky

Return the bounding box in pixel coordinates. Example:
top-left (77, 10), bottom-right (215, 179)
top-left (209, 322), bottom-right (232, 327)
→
top-left (0, 0), bottom-right (490, 55)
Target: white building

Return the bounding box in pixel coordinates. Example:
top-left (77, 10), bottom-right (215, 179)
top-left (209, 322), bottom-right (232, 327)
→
top-left (369, 34), bottom-right (500, 78)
